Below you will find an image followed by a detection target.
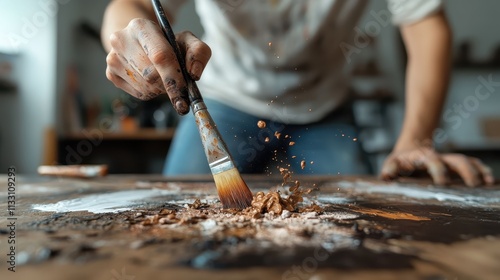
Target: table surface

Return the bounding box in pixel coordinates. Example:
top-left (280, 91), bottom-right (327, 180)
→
top-left (0, 174), bottom-right (499, 280)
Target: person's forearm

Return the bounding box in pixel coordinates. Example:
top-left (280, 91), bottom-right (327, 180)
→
top-left (396, 11), bottom-right (452, 151)
top-left (101, 0), bottom-right (169, 52)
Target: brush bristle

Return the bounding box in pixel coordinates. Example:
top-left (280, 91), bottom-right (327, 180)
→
top-left (213, 168), bottom-right (253, 209)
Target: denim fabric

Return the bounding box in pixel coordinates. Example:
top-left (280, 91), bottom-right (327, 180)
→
top-left (164, 99), bottom-right (370, 175)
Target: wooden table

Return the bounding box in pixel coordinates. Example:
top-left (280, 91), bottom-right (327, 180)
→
top-left (1, 175), bottom-right (499, 280)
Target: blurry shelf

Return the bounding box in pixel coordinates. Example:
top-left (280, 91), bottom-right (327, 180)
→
top-left (452, 66), bottom-right (500, 72)
top-left (64, 128), bottom-right (175, 141)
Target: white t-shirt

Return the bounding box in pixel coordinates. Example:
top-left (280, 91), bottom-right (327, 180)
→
top-left (162, 0), bottom-right (443, 124)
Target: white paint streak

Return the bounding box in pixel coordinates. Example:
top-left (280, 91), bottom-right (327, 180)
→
top-left (335, 181), bottom-right (500, 206)
top-left (317, 197), bottom-right (351, 204)
top-left (32, 189), bottom-right (178, 213)
top-left (19, 184), bottom-right (60, 194)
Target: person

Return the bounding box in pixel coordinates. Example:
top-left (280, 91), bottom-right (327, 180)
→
top-left (101, 0), bottom-right (494, 187)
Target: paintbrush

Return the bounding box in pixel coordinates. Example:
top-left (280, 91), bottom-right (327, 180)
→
top-left (151, 0), bottom-right (253, 209)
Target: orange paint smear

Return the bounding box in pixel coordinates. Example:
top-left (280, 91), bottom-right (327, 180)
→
top-left (350, 206), bottom-right (430, 221)
top-left (126, 69), bottom-right (136, 82)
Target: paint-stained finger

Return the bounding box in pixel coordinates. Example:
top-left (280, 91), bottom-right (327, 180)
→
top-left (470, 158), bottom-right (495, 185)
top-left (442, 154), bottom-right (481, 187)
top-left (176, 31), bottom-right (211, 80)
top-left (107, 60), bottom-right (162, 101)
top-left (119, 39), bottom-right (165, 91)
top-left (107, 30), bottom-right (165, 100)
top-left (423, 154), bottom-right (448, 186)
top-left (106, 68), bottom-right (144, 100)
top-left (133, 20), bottom-right (189, 115)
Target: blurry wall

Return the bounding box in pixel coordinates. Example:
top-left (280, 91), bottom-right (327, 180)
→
top-left (0, 0), bottom-right (58, 173)
top-left (442, 0), bottom-right (500, 148)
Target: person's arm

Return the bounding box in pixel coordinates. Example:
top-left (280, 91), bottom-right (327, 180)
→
top-left (396, 10), bottom-right (450, 153)
top-left (381, 11), bottom-right (494, 186)
top-left (101, 0), bottom-right (211, 115)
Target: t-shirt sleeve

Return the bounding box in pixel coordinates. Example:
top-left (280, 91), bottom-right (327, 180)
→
top-left (387, 0), bottom-right (443, 25)
top-left (160, 0), bottom-right (188, 19)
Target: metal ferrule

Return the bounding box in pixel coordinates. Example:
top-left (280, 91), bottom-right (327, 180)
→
top-left (209, 157), bottom-right (235, 174)
top-left (191, 100), bottom-right (207, 114)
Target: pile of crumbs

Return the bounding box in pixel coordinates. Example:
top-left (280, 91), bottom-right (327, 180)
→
top-left (244, 167), bottom-right (321, 217)
top-left (129, 199), bottom-right (357, 250)
top-left (125, 168), bottom-right (359, 251)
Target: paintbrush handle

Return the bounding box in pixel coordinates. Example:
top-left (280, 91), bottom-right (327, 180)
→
top-left (192, 103), bottom-right (236, 173)
top-left (152, 0), bottom-right (235, 174)
top-left (151, 0), bottom-right (202, 104)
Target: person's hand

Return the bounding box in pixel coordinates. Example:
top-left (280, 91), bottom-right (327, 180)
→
top-left (105, 18), bottom-right (212, 115)
top-left (380, 146), bottom-right (495, 187)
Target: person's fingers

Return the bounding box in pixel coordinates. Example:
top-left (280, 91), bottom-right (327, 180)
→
top-left (131, 19), bottom-right (189, 115)
top-left (441, 154), bottom-right (481, 187)
top-left (120, 40), bottom-right (165, 93)
top-left (106, 51), bottom-right (142, 98)
top-left (470, 158), bottom-right (495, 185)
top-left (380, 156), bottom-right (400, 180)
top-left (107, 28), bottom-right (165, 100)
top-left (106, 66), bottom-right (143, 99)
top-left (176, 31), bottom-right (212, 80)
top-left (423, 153), bottom-right (448, 186)
top-left (106, 51), bottom-right (162, 100)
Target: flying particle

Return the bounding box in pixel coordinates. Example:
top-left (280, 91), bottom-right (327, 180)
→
top-left (257, 120), bottom-right (266, 129)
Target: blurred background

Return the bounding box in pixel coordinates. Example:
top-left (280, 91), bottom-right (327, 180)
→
top-left (0, 0), bottom-right (499, 176)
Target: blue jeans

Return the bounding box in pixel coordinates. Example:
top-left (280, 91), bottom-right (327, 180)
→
top-left (164, 99), bottom-right (370, 175)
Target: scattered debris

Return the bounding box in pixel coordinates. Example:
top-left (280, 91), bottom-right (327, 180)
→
top-left (301, 160), bottom-right (306, 169)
